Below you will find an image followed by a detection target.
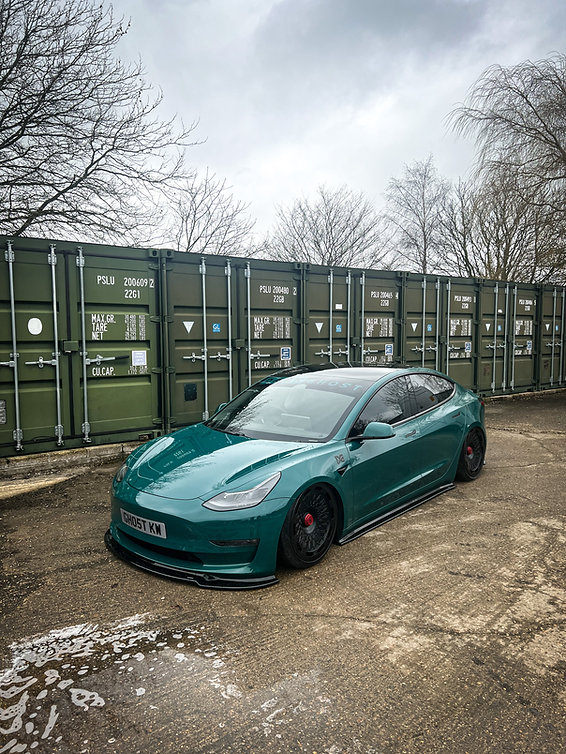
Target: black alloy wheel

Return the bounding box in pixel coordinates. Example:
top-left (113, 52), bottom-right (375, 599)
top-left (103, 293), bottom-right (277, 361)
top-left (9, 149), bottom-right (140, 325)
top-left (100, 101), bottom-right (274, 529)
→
top-left (278, 485), bottom-right (338, 569)
top-left (456, 428), bottom-right (486, 481)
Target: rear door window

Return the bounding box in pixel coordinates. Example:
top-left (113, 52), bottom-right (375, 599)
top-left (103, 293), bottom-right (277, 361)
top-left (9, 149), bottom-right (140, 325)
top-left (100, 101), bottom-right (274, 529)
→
top-left (408, 374), bottom-right (455, 414)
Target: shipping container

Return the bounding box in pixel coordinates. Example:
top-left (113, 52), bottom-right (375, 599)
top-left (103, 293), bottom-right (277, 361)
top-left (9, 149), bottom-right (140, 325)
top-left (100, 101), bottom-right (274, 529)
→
top-left (1, 235), bottom-right (564, 456)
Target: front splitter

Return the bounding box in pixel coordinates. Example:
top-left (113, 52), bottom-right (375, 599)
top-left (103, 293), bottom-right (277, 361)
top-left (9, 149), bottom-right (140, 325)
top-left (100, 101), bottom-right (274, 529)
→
top-left (104, 530), bottom-right (278, 590)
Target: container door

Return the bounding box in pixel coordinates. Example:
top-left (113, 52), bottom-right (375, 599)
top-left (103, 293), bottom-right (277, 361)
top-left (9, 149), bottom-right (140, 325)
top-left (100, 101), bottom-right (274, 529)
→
top-left (477, 283), bottom-right (513, 394)
top-left (68, 245), bottom-right (161, 442)
top-left (303, 267), bottom-right (352, 364)
top-left (403, 276), bottom-right (442, 370)
top-left (235, 261), bottom-right (301, 389)
top-left (443, 281), bottom-right (477, 389)
top-left (356, 271), bottom-right (400, 366)
top-left (509, 286), bottom-right (536, 392)
top-left (166, 253), bottom-right (235, 426)
top-left (0, 241), bottom-right (70, 452)
top-left (538, 287), bottom-right (564, 389)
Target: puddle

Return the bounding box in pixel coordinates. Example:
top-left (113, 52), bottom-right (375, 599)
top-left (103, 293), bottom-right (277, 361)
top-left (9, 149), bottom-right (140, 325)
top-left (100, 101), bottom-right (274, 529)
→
top-left (0, 614), bottom-right (234, 753)
top-left (1, 614), bottom-right (339, 753)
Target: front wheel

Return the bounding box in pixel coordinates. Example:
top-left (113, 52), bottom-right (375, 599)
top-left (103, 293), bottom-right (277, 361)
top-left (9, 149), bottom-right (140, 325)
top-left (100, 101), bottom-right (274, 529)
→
top-left (456, 428), bottom-right (486, 481)
top-left (278, 485), bottom-right (337, 569)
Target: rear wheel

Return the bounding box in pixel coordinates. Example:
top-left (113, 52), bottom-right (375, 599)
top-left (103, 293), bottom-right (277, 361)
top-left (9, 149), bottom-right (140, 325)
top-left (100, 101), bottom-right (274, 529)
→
top-left (456, 428), bottom-right (485, 481)
top-left (278, 485), bottom-right (337, 569)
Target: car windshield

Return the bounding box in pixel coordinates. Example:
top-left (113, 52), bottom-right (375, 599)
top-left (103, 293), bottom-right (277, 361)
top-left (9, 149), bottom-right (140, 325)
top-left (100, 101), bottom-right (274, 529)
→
top-left (205, 373), bottom-right (373, 442)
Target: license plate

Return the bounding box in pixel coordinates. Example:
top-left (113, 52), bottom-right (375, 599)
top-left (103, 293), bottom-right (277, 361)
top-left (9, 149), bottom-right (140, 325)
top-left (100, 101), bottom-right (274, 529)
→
top-left (120, 509), bottom-right (167, 539)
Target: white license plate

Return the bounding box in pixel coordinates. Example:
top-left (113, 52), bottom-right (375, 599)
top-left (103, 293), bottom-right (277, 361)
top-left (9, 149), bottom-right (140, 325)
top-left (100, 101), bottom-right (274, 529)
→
top-left (120, 509), bottom-right (167, 539)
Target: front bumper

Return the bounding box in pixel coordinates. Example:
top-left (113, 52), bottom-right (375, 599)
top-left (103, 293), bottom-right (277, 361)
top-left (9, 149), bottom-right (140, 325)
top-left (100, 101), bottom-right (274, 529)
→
top-left (105, 530), bottom-right (278, 590)
top-left (107, 483), bottom-right (290, 589)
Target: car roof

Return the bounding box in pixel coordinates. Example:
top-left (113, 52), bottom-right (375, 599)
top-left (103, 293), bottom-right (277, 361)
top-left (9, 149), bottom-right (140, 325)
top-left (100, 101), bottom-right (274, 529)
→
top-left (260, 363), bottom-right (405, 385)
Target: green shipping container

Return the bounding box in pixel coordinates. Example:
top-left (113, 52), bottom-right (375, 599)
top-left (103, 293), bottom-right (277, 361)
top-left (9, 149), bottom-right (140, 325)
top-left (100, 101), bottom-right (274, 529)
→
top-left (1, 235), bottom-right (565, 457)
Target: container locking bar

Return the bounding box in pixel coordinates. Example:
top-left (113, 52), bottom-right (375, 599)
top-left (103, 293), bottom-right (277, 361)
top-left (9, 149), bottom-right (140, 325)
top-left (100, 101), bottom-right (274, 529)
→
top-left (83, 354), bottom-right (129, 366)
top-left (77, 247), bottom-right (91, 442)
top-left (183, 351), bottom-right (206, 363)
top-left (4, 241), bottom-right (23, 450)
top-left (200, 259), bottom-right (209, 420)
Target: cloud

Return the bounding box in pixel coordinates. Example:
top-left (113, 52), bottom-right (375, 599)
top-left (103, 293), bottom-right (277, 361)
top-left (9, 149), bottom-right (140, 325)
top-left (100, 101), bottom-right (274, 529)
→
top-left (111, 0), bottom-right (566, 234)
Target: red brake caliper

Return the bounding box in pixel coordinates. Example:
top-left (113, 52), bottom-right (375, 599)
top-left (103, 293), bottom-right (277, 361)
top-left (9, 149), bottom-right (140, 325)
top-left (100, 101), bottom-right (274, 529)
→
top-left (466, 446), bottom-right (474, 457)
top-left (304, 513), bottom-right (314, 527)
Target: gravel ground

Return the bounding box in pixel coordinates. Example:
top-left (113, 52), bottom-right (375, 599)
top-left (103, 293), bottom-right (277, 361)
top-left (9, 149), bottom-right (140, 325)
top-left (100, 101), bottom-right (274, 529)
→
top-left (1, 391), bottom-right (565, 754)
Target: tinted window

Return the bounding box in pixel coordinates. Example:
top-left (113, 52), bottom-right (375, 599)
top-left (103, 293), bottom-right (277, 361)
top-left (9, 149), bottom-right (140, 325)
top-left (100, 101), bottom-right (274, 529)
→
top-left (408, 374), bottom-right (454, 413)
top-left (350, 376), bottom-right (414, 435)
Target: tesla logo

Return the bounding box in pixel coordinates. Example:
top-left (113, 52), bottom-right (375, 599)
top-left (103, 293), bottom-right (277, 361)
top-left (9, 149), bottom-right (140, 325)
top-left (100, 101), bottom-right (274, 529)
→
top-left (335, 454), bottom-right (345, 464)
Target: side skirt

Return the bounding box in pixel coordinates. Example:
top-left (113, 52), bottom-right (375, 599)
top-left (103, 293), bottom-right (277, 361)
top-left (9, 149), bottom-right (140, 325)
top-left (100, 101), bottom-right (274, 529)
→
top-left (337, 483), bottom-right (455, 546)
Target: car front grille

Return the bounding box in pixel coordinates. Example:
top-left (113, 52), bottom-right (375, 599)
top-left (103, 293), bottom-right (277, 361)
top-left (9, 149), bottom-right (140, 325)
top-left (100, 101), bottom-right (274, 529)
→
top-left (121, 530), bottom-right (203, 564)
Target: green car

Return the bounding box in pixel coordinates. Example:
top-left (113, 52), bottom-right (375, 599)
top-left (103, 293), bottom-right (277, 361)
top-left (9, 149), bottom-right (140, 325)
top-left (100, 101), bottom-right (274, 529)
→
top-left (105, 365), bottom-right (486, 589)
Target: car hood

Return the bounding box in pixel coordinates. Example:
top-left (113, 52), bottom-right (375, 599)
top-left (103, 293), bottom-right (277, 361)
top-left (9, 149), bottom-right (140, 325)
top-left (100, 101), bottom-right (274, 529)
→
top-left (125, 424), bottom-right (309, 500)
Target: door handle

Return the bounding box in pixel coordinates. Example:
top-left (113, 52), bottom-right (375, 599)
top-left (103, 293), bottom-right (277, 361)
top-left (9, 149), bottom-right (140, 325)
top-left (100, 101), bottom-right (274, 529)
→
top-left (404, 429), bottom-right (417, 437)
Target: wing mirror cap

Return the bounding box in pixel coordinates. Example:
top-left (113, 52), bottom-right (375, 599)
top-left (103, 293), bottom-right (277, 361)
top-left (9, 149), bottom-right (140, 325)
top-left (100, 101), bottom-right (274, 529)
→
top-left (362, 421), bottom-right (395, 439)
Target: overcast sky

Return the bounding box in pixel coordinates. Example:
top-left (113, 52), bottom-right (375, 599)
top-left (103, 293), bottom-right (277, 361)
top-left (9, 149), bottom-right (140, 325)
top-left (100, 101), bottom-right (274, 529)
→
top-left (111, 0), bottom-right (566, 235)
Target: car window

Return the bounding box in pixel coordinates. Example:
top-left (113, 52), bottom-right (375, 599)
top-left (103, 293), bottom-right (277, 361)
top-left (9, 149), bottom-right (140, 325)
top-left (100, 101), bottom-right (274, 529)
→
top-left (408, 374), bottom-right (455, 413)
top-left (206, 373), bottom-right (375, 442)
top-left (349, 376), bottom-right (414, 435)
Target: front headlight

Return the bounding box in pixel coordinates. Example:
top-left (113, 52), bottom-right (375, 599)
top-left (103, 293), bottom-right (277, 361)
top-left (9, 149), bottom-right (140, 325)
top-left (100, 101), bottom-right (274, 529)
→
top-left (202, 472), bottom-right (281, 511)
top-left (114, 463), bottom-right (128, 484)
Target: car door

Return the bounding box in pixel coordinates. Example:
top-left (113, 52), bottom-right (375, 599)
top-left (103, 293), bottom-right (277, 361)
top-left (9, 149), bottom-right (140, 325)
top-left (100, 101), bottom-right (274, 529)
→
top-left (405, 373), bottom-right (467, 485)
top-left (344, 375), bottom-right (420, 527)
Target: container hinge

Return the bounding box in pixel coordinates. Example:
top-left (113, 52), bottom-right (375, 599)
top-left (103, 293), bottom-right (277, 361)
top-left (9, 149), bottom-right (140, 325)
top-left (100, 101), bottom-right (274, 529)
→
top-left (5, 246), bottom-right (15, 263)
top-left (202, 410), bottom-right (209, 421)
top-left (48, 246), bottom-right (57, 266)
top-left (54, 424), bottom-right (64, 445)
top-left (81, 422), bottom-right (91, 440)
top-left (13, 427), bottom-right (23, 448)
top-left (76, 252), bottom-right (85, 268)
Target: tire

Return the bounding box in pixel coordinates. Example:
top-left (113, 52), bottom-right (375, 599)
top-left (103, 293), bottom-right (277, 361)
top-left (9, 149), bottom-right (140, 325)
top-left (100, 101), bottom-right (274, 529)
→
top-left (278, 485), bottom-right (337, 569)
top-left (456, 428), bottom-right (486, 481)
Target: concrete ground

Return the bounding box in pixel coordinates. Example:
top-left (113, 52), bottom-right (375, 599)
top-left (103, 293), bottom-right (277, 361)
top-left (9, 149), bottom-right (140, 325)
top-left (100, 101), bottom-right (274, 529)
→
top-left (1, 392), bottom-right (565, 754)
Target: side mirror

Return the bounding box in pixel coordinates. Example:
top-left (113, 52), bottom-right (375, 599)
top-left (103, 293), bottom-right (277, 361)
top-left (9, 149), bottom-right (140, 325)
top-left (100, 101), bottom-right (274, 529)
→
top-left (214, 402), bottom-right (228, 414)
top-left (362, 421), bottom-right (395, 439)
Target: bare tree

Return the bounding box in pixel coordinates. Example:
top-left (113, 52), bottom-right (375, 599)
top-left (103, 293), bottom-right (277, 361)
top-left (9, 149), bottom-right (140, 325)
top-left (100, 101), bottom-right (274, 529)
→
top-left (384, 155), bottom-right (449, 274)
top-left (450, 55), bottom-right (566, 204)
top-left (267, 185), bottom-right (389, 268)
top-left (0, 0), bottom-right (196, 243)
top-left (438, 170), bottom-right (566, 283)
top-left (166, 171), bottom-right (256, 256)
